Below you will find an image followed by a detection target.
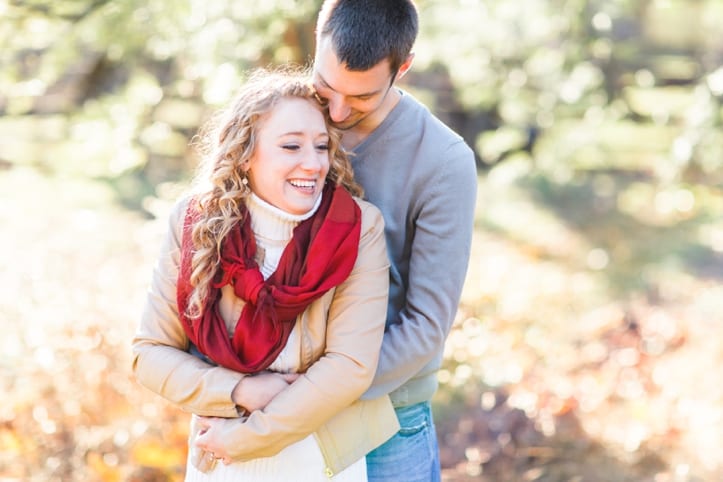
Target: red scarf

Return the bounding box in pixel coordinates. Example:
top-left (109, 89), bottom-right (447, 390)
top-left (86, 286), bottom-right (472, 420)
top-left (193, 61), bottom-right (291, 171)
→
top-left (176, 183), bottom-right (361, 373)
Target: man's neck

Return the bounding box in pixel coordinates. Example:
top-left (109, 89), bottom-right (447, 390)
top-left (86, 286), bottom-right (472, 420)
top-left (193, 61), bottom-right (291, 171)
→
top-left (340, 130), bottom-right (366, 151)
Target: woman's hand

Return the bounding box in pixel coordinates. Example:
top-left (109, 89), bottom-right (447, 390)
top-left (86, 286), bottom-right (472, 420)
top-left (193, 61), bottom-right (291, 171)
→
top-left (231, 371), bottom-right (300, 412)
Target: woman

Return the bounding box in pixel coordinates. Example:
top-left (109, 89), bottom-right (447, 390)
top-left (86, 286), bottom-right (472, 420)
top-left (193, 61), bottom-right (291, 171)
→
top-left (132, 67), bottom-right (398, 481)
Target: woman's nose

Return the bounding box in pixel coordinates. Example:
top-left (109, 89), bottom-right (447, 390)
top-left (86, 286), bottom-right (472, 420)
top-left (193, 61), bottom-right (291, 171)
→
top-left (301, 146), bottom-right (324, 171)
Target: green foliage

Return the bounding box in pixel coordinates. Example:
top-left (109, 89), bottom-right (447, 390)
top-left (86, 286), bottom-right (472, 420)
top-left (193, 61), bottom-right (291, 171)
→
top-left (3, 0), bottom-right (723, 190)
top-left (413, 0), bottom-right (723, 184)
top-left (1, 0), bottom-right (323, 200)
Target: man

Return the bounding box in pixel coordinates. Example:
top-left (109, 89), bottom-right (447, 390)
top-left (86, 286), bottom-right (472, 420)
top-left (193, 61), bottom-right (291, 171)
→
top-left (313, 1), bottom-right (478, 480)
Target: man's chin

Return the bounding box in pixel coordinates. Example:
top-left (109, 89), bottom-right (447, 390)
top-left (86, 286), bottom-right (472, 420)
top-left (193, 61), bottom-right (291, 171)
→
top-left (332, 118), bottom-right (362, 131)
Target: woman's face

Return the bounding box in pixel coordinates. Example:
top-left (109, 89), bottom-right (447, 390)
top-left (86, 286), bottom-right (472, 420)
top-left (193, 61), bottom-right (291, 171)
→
top-left (246, 97), bottom-right (331, 215)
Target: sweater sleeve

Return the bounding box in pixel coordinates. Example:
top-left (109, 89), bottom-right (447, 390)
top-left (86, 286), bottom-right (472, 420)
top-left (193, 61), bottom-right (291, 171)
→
top-left (131, 198), bottom-right (244, 417)
top-left (363, 140), bottom-right (478, 400)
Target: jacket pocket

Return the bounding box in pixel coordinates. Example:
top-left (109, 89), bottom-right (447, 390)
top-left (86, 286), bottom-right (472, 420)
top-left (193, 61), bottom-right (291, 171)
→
top-left (314, 395), bottom-right (400, 475)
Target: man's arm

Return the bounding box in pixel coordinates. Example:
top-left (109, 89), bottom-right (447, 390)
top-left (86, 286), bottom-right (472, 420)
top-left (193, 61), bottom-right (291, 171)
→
top-left (364, 142), bottom-right (478, 399)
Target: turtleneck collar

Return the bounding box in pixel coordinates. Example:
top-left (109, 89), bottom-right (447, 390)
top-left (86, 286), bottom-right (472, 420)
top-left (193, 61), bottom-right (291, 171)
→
top-left (245, 192), bottom-right (323, 242)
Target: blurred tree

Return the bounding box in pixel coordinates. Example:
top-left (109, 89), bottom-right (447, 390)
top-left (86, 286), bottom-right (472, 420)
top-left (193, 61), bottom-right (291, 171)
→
top-left (1, 0), bottom-right (322, 114)
top-left (1, 0), bottom-right (721, 203)
top-left (412, 0), bottom-right (723, 181)
top-left (0, 0), bottom-right (323, 208)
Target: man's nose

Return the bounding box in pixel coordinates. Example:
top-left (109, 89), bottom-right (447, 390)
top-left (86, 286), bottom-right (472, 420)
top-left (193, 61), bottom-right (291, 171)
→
top-left (327, 94), bottom-right (351, 123)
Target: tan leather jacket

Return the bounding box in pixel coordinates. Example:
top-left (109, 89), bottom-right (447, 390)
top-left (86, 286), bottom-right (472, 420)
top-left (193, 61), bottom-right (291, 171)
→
top-left (132, 196), bottom-right (399, 476)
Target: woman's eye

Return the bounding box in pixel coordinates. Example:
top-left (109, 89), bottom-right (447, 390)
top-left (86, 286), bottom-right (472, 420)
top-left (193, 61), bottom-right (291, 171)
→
top-left (316, 143), bottom-right (329, 151)
top-left (281, 144), bottom-right (300, 151)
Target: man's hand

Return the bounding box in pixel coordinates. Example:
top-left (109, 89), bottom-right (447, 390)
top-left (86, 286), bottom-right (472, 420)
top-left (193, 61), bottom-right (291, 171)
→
top-left (194, 416), bottom-right (235, 465)
top-left (231, 371), bottom-right (300, 412)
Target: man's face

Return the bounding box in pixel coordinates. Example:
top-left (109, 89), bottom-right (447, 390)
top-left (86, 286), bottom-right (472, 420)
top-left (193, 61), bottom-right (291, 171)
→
top-left (313, 35), bottom-right (396, 132)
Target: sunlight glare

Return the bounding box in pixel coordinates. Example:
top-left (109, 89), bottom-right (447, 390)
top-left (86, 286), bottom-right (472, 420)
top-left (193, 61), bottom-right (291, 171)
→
top-left (706, 67), bottom-right (723, 96)
top-left (592, 12), bottom-right (612, 31)
top-left (586, 248), bottom-right (609, 270)
top-left (480, 391), bottom-right (497, 411)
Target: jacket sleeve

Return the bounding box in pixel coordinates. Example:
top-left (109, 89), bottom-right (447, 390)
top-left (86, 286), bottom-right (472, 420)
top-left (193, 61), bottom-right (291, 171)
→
top-left (131, 198), bottom-right (244, 418)
top-left (364, 141), bottom-right (478, 399)
top-left (218, 201), bottom-right (390, 461)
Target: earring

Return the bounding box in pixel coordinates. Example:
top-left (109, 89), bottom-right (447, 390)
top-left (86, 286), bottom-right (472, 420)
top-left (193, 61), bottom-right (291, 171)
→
top-left (241, 173), bottom-right (250, 195)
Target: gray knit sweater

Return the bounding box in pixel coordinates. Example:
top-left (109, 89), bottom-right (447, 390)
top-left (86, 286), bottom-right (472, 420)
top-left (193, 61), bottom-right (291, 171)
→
top-left (354, 90), bottom-right (478, 407)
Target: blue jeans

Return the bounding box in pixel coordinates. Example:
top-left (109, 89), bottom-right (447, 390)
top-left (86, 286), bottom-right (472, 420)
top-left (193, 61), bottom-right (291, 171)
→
top-left (366, 401), bottom-right (441, 482)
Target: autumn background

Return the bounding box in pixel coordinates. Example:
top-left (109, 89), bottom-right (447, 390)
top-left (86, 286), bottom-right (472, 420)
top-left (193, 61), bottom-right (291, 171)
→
top-left (2, 0), bottom-right (723, 481)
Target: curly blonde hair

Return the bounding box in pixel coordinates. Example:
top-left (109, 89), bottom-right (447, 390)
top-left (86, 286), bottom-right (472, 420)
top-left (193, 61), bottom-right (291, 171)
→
top-left (185, 65), bottom-right (362, 320)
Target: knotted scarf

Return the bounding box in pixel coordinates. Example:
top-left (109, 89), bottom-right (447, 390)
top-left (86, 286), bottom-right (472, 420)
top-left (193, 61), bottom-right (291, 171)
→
top-left (176, 183), bottom-right (361, 373)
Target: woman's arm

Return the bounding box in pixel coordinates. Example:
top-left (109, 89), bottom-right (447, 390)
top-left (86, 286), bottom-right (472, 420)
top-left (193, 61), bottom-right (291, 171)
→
top-left (131, 198), bottom-right (245, 418)
top-left (195, 201), bottom-right (390, 462)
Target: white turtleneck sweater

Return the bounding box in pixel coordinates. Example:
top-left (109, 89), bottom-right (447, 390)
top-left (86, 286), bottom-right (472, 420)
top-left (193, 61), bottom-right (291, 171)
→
top-left (243, 192), bottom-right (322, 373)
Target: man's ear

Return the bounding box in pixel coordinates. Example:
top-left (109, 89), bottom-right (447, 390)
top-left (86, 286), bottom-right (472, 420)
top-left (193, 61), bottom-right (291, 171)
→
top-left (395, 53), bottom-right (415, 82)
